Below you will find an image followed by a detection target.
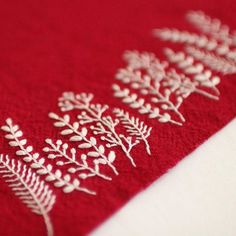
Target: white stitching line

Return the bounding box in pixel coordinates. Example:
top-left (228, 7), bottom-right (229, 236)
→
top-left (0, 154), bottom-right (55, 236)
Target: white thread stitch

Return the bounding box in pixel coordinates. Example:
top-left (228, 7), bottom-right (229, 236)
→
top-left (185, 46), bottom-right (236, 75)
top-left (113, 50), bottom-right (221, 125)
top-left (153, 11), bottom-right (236, 74)
top-left (43, 139), bottom-right (113, 180)
top-left (112, 84), bottom-right (182, 126)
top-left (164, 48), bottom-right (220, 98)
top-left (154, 28), bottom-right (236, 62)
top-left (1, 118), bottom-right (95, 195)
top-left (58, 92), bottom-right (143, 167)
top-left (46, 112), bottom-right (117, 177)
top-left (0, 154), bottom-right (55, 236)
top-left (113, 108), bottom-right (152, 155)
top-left (186, 10), bottom-right (236, 46)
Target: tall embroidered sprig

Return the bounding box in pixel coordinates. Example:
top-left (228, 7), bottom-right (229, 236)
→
top-left (0, 155), bottom-right (55, 236)
top-left (46, 112), bottom-right (117, 177)
top-left (186, 10), bottom-right (236, 46)
top-left (1, 118), bottom-right (95, 195)
top-left (153, 10), bottom-right (236, 75)
top-left (112, 84), bottom-right (181, 125)
top-left (58, 92), bottom-right (139, 167)
top-left (113, 108), bottom-right (152, 155)
top-left (43, 139), bottom-right (113, 180)
top-left (164, 48), bottom-right (221, 98)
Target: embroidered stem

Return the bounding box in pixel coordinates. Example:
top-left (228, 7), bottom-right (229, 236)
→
top-left (1, 118), bottom-right (95, 195)
top-left (0, 155), bottom-right (55, 236)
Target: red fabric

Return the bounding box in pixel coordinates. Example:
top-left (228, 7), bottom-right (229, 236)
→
top-left (0, 0), bottom-right (235, 235)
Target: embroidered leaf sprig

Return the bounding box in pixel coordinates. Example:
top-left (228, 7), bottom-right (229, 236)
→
top-left (58, 92), bottom-right (140, 167)
top-left (47, 112), bottom-right (118, 176)
top-left (1, 118), bottom-right (95, 195)
top-left (113, 108), bottom-right (152, 155)
top-left (43, 138), bottom-right (113, 180)
top-left (0, 154), bottom-right (55, 236)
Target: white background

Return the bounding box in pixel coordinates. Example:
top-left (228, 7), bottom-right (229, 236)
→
top-left (91, 118), bottom-right (236, 236)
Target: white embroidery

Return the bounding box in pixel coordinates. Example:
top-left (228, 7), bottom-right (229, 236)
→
top-left (1, 118), bottom-right (95, 195)
top-left (164, 48), bottom-right (220, 98)
top-left (113, 108), bottom-right (152, 155)
top-left (185, 46), bottom-right (236, 74)
top-left (153, 10), bottom-right (236, 74)
top-left (0, 154), bottom-right (55, 236)
top-left (45, 112), bottom-right (117, 178)
top-left (113, 84), bottom-right (182, 126)
top-left (58, 92), bottom-right (150, 166)
top-left (112, 50), bottom-right (220, 125)
top-left (186, 10), bottom-right (236, 46)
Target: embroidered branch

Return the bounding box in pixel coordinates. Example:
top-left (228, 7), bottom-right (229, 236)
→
top-left (1, 118), bottom-right (95, 195)
top-left (58, 92), bottom-right (140, 167)
top-left (112, 84), bottom-right (182, 126)
top-left (47, 112), bottom-right (117, 176)
top-left (164, 48), bottom-right (220, 98)
top-left (153, 10), bottom-right (236, 74)
top-left (113, 108), bottom-right (152, 155)
top-left (0, 154), bottom-right (55, 236)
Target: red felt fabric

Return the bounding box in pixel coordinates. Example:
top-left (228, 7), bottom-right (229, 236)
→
top-left (0, 0), bottom-right (235, 235)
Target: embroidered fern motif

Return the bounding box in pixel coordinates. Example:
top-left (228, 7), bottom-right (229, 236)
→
top-left (46, 113), bottom-right (118, 177)
top-left (58, 92), bottom-right (141, 167)
top-left (0, 155), bottom-right (55, 236)
top-left (153, 10), bottom-right (236, 74)
top-left (1, 118), bottom-right (95, 195)
top-left (164, 48), bottom-right (220, 98)
top-left (113, 108), bottom-right (152, 155)
top-left (185, 46), bottom-right (236, 75)
top-left (186, 10), bottom-right (236, 46)
top-left (112, 84), bottom-right (182, 126)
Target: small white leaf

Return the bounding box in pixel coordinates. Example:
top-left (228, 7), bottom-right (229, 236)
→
top-left (63, 114), bottom-right (70, 123)
top-left (36, 169), bottom-right (48, 175)
top-left (98, 145), bottom-right (105, 154)
top-left (68, 168), bottom-right (76, 174)
top-left (56, 161), bottom-right (64, 166)
top-left (70, 136), bottom-right (82, 142)
top-left (79, 143), bottom-right (92, 149)
top-left (61, 129), bottom-right (73, 135)
top-left (87, 151), bottom-right (100, 157)
top-left (73, 122), bottom-right (79, 130)
top-left (14, 131), bottom-right (23, 138)
top-left (26, 146), bottom-right (33, 152)
top-left (73, 179), bottom-right (80, 187)
top-left (64, 174), bottom-right (71, 182)
top-left (20, 139), bottom-right (27, 145)
top-left (1, 126), bottom-right (10, 132)
top-left (31, 163), bottom-right (41, 168)
top-left (45, 175), bottom-right (56, 181)
top-left (98, 158), bottom-right (107, 165)
top-left (54, 122), bottom-right (65, 127)
top-left (5, 134), bottom-right (14, 140)
top-left (9, 141), bottom-right (18, 147)
top-left (79, 173), bottom-right (87, 179)
top-left (108, 151), bottom-right (116, 163)
top-left (63, 185), bottom-right (75, 193)
top-left (81, 127), bottom-right (88, 137)
top-left (54, 181), bottom-right (65, 188)
top-left (16, 150), bottom-right (26, 156)
top-left (55, 170), bottom-right (62, 178)
top-left (23, 157), bottom-right (32, 162)
top-left (90, 137), bottom-right (97, 145)
top-left (159, 113), bottom-right (171, 123)
top-left (38, 158), bottom-right (45, 165)
top-left (48, 112), bottom-right (59, 119)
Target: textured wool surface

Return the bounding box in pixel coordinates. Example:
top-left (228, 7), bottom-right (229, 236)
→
top-left (0, 0), bottom-right (235, 236)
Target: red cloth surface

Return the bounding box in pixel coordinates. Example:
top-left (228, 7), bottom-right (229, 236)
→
top-left (0, 0), bottom-right (235, 235)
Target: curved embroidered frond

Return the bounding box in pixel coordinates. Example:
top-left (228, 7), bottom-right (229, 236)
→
top-left (47, 112), bottom-right (117, 176)
top-left (186, 46), bottom-right (236, 75)
top-left (0, 155), bottom-right (55, 236)
top-left (186, 10), bottom-right (236, 46)
top-left (164, 48), bottom-right (221, 98)
top-left (113, 108), bottom-right (152, 155)
top-left (112, 84), bottom-right (182, 126)
top-left (58, 92), bottom-right (139, 167)
top-left (1, 118), bottom-right (95, 195)
top-left (43, 138), bottom-right (113, 180)
top-left (153, 28), bottom-right (236, 62)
